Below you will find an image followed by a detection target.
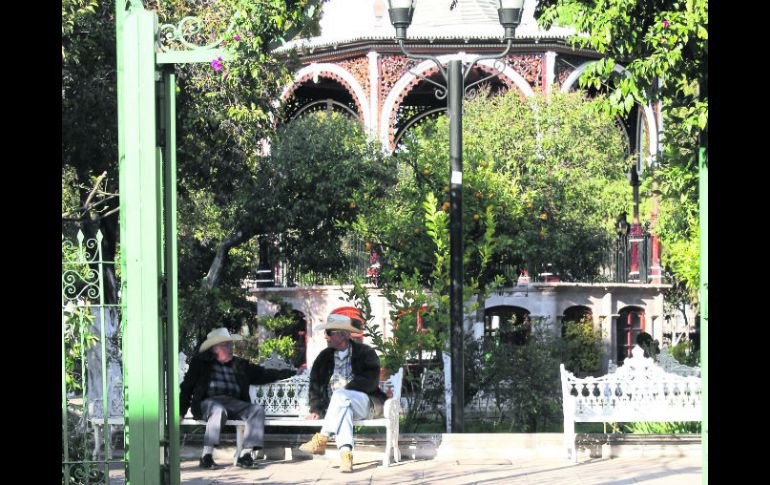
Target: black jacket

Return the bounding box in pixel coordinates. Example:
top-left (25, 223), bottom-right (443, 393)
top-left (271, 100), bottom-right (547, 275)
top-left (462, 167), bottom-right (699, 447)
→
top-left (179, 352), bottom-right (295, 420)
top-left (308, 340), bottom-right (387, 418)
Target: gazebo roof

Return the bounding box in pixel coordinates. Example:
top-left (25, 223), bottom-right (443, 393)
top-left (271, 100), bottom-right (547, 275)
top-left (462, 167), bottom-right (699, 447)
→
top-left (274, 0), bottom-right (577, 54)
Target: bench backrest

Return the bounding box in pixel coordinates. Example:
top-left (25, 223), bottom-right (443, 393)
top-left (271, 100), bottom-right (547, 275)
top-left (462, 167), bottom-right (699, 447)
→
top-left (607, 347), bottom-right (700, 377)
top-left (560, 346), bottom-right (701, 422)
top-left (250, 367), bottom-right (404, 417)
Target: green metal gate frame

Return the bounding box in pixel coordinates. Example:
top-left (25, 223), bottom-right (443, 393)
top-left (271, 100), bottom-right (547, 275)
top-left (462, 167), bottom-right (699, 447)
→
top-left (114, 2), bottom-right (319, 483)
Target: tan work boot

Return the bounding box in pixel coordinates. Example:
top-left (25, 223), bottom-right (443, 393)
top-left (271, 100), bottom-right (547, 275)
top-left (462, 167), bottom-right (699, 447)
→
top-left (298, 433), bottom-right (328, 455)
top-left (340, 450), bottom-right (353, 473)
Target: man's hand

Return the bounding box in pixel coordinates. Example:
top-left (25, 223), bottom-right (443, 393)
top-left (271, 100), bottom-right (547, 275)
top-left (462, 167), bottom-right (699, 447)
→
top-left (305, 412), bottom-right (320, 420)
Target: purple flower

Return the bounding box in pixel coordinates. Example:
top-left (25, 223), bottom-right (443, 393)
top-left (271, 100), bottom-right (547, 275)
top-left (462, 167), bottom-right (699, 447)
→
top-left (223, 71), bottom-right (230, 81)
top-left (663, 20), bottom-right (669, 28)
top-left (211, 56), bottom-right (223, 72)
top-left (234, 35), bottom-right (241, 41)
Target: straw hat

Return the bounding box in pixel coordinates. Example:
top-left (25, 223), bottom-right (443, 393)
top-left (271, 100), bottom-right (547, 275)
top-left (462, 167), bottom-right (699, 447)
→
top-left (316, 313), bottom-right (361, 334)
top-left (200, 327), bottom-right (243, 352)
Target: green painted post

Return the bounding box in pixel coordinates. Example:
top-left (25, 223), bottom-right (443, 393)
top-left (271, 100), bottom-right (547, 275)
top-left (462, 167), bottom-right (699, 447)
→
top-left (163, 69), bottom-right (181, 485)
top-left (118, 8), bottom-right (164, 485)
top-left (112, 3), bottom-right (322, 483)
top-left (699, 144), bottom-right (707, 484)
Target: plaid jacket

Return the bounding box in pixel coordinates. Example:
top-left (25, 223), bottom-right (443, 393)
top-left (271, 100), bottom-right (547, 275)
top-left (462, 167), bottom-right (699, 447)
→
top-left (180, 352), bottom-right (295, 420)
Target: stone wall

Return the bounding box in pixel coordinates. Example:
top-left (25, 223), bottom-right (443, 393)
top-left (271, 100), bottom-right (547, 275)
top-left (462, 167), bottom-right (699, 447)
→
top-left (249, 282), bottom-right (669, 371)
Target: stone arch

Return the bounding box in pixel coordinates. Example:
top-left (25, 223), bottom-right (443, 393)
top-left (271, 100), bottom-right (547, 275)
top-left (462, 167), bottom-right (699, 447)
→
top-left (560, 305), bottom-right (593, 337)
top-left (281, 63), bottom-right (371, 128)
top-left (560, 61), bottom-right (658, 168)
top-left (380, 54), bottom-right (536, 151)
top-left (484, 304), bottom-right (532, 345)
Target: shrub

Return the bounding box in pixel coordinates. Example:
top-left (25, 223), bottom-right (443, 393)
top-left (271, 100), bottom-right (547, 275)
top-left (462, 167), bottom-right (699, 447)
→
top-left (623, 421), bottom-right (701, 434)
top-left (670, 339), bottom-right (700, 366)
top-left (561, 316), bottom-right (603, 376)
top-left (466, 318), bottom-right (563, 432)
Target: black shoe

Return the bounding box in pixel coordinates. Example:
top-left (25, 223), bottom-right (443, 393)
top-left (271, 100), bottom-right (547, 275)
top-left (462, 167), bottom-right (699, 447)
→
top-left (199, 454), bottom-right (217, 469)
top-left (236, 453), bottom-right (259, 469)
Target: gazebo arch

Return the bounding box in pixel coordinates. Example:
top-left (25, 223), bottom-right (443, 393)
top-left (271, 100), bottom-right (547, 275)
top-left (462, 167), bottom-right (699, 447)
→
top-left (561, 61), bottom-right (658, 169)
top-left (380, 54), bottom-right (535, 151)
top-left (281, 63), bottom-right (371, 128)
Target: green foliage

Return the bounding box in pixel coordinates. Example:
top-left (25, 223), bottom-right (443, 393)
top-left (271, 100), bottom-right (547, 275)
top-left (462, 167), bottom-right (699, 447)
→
top-left (178, 284), bottom-right (255, 356)
top-left (342, 274), bottom-right (442, 373)
top-left (236, 333), bottom-right (296, 365)
top-left (561, 316), bottom-right (603, 376)
top-left (62, 0), bottom-right (333, 343)
top-left (537, 0), bottom-right (707, 130)
top-left (355, 90), bottom-right (631, 287)
top-left (62, 306), bottom-right (99, 395)
top-left (536, 0), bottom-right (707, 304)
top-left (61, 0), bottom-right (99, 61)
top-left (62, 166), bottom-right (81, 216)
top-left (670, 339), bottom-right (699, 367)
top-left (62, 239), bottom-right (100, 395)
top-left (257, 335), bottom-right (296, 361)
top-left (176, 107), bottom-right (391, 336)
top-left (466, 318), bottom-right (563, 432)
top-left (62, 0), bottom-right (120, 254)
top-left (232, 296), bottom-right (301, 364)
top-left (623, 421), bottom-right (701, 434)
top-left (264, 112), bottom-right (394, 277)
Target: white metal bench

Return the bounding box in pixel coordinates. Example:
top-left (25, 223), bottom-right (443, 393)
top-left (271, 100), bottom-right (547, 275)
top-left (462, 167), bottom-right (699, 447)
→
top-left (247, 368), bottom-right (404, 467)
top-left (93, 367), bottom-right (404, 467)
top-left (560, 345), bottom-right (701, 462)
top-left (607, 346), bottom-right (701, 377)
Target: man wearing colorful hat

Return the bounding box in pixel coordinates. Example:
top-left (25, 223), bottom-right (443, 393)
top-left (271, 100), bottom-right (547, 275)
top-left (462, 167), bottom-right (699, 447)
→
top-left (297, 313), bottom-right (387, 473)
top-left (180, 327), bottom-right (296, 469)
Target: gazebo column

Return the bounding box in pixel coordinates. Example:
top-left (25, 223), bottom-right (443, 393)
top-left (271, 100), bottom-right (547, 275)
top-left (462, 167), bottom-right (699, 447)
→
top-left (648, 195), bottom-right (663, 284)
top-left (367, 51), bottom-right (380, 138)
top-left (545, 51), bottom-right (556, 96)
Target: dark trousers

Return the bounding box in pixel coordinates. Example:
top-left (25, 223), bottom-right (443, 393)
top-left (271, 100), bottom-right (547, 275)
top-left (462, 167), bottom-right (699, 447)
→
top-left (200, 395), bottom-right (265, 449)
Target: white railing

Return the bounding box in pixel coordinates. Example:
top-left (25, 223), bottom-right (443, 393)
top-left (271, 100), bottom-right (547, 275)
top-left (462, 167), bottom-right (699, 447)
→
top-left (560, 345), bottom-right (701, 462)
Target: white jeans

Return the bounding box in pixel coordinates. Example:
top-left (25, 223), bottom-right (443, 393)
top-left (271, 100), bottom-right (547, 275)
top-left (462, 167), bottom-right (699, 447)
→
top-left (320, 388), bottom-right (372, 450)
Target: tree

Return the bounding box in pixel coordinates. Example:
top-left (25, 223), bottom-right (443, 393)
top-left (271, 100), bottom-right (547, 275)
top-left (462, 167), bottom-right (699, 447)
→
top-left (465, 317), bottom-right (564, 432)
top-left (354, 89), bottom-right (633, 310)
top-left (62, 1), bottom-right (347, 350)
top-left (177, 110), bottom-right (393, 350)
top-left (536, 0), bottom-right (708, 305)
top-left (62, 0), bottom-right (119, 297)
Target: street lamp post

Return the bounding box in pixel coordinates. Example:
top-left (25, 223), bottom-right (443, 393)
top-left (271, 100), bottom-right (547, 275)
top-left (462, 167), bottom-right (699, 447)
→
top-left (387, 0), bottom-right (524, 433)
top-left (626, 165), bottom-right (643, 282)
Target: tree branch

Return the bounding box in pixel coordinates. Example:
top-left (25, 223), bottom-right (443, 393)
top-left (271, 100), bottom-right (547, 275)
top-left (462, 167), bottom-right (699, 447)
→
top-left (201, 229), bottom-right (256, 290)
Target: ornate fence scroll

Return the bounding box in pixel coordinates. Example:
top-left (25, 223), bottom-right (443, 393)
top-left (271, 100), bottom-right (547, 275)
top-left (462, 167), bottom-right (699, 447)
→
top-left (62, 230), bottom-right (124, 484)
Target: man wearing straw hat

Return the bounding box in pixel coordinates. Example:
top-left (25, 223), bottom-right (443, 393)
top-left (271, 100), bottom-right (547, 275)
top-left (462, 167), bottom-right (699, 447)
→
top-left (180, 327), bottom-right (296, 469)
top-left (297, 313), bottom-right (387, 473)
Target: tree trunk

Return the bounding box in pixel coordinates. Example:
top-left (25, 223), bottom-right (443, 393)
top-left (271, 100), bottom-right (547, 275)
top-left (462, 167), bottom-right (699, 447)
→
top-left (201, 230), bottom-right (252, 290)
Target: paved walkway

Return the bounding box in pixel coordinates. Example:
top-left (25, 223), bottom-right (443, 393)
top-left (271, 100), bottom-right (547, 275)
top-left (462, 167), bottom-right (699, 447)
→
top-left (177, 453), bottom-right (702, 484)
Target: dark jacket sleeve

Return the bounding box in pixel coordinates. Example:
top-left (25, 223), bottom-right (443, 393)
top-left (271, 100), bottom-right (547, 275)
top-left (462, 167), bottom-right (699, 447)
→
top-left (346, 343), bottom-right (381, 394)
top-left (308, 349), bottom-right (332, 416)
top-left (179, 356), bottom-right (203, 418)
top-left (245, 362), bottom-right (295, 385)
